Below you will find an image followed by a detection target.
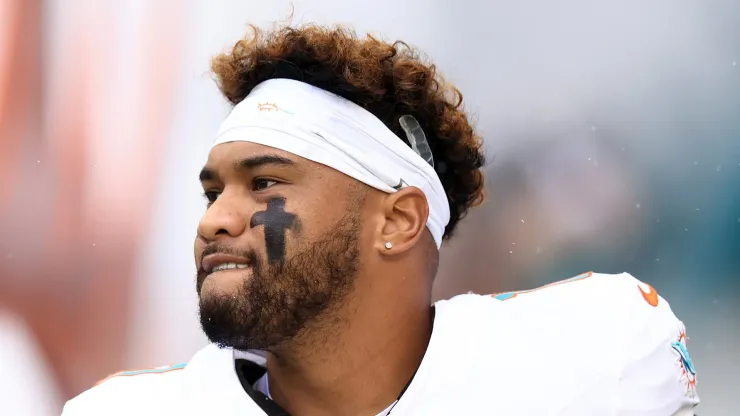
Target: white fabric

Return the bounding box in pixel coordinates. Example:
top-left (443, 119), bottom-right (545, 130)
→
top-left (62, 272), bottom-right (699, 415)
top-left (212, 78), bottom-right (449, 247)
top-left (252, 373), bottom-right (397, 416)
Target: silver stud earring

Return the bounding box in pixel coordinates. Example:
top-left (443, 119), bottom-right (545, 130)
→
top-left (384, 241), bottom-right (393, 250)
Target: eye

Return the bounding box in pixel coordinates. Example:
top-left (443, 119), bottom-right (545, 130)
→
top-left (203, 191), bottom-right (220, 207)
top-left (253, 178), bottom-right (278, 191)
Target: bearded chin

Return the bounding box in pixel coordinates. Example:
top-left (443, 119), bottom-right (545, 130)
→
top-left (198, 213), bottom-right (361, 351)
top-left (198, 287), bottom-right (254, 349)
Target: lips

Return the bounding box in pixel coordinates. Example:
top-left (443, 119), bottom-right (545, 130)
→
top-left (201, 253), bottom-right (252, 275)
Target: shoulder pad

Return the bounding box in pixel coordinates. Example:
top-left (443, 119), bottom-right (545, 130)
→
top-left (489, 271), bottom-right (699, 413)
top-left (62, 363), bottom-right (188, 416)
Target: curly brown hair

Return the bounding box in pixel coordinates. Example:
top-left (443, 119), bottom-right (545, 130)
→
top-left (211, 24), bottom-right (485, 240)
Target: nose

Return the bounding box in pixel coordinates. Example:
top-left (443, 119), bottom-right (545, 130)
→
top-left (197, 192), bottom-right (249, 242)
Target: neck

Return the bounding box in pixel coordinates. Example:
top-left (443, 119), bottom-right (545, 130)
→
top-left (265, 268), bottom-right (433, 416)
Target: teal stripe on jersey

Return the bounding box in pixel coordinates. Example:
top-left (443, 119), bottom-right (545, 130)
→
top-left (118, 362), bottom-right (187, 376)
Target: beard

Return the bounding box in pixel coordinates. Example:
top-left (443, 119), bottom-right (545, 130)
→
top-left (197, 210), bottom-right (361, 351)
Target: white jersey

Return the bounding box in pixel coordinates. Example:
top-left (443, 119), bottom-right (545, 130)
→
top-left (62, 272), bottom-right (699, 416)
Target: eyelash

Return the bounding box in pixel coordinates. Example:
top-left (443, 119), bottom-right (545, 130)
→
top-left (202, 178), bottom-right (279, 206)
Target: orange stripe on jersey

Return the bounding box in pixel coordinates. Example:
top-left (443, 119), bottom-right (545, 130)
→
top-left (95, 363), bottom-right (187, 386)
top-left (491, 271), bottom-right (594, 301)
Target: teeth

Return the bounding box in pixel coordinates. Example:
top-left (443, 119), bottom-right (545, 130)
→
top-left (211, 262), bottom-right (249, 273)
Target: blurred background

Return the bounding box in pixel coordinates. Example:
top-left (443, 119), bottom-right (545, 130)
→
top-left (0, 0), bottom-right (737, 414)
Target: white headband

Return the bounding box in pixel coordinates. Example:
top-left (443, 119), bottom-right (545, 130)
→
top-left (212, 78), bottom-right (449, 247)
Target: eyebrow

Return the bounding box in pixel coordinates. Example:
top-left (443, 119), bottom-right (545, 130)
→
top-left (199, 168), bottom-right (215, 182)
top-left (235, 154), bottom-right (295, 170)
top-left (199, 154), bottom-right (296, 182)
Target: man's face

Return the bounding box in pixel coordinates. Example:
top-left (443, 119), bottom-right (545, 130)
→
top-left (195, 141), bottom-right (366, 351)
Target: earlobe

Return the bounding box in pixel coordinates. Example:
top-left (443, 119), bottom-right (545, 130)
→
top-left (377, 187), bottom-right (429, 255)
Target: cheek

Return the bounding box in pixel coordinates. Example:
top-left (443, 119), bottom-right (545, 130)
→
top-left (279, 211), bottom-right (325, 255)
top-left (287, 172), bottom-right (361, 240)
top-left (294, 206), bottom-right (361, 248)
top-left (294, 201), bottom-right (339, 233)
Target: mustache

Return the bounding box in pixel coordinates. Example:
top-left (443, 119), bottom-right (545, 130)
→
top-left (197, 243), bottom-right (258, 272)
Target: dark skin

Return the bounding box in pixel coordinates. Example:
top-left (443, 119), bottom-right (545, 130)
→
top-left (195, 141), bottom-right (436, 416)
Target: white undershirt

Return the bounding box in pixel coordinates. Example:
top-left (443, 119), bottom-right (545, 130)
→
top-left (253, 373), bottom-right (398, 416)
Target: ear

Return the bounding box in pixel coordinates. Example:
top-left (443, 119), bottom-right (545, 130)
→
top-left (376, 186), bottom-right (429, 255)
